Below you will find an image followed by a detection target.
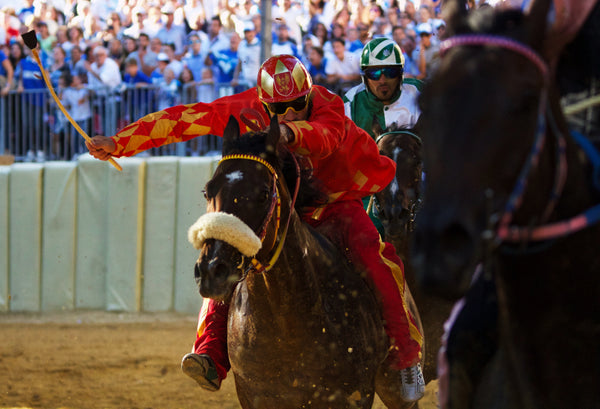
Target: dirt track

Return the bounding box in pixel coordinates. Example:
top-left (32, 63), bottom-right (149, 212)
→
top-left (0, 312), bottom-right (439, 409)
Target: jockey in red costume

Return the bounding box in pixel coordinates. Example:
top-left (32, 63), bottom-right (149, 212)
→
top-left (86, 55), bottom-right (425, 401)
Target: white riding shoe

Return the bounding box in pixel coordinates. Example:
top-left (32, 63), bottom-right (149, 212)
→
top-left (181, 353), bottom-right (221, 392)
top-left (400, 363), bottom-right (425, 402)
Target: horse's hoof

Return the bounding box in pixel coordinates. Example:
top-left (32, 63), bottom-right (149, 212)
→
top-left (181, 353), bottom-right (222, 392)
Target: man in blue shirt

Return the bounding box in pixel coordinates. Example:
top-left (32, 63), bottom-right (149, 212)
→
top-left (0, 49), bottom-right (14, 95)
top-left (205, 32), bottom-right (241, 84)
top-left (306, 46), bottom-right (327, 87)
top-left (123, 57), bottom-right (152, 121)
top-left (182, 32), bottom-right (206, 83)
top-left (123, 58), bottom-right (152, 85)
top-left (17, 47), bottom-right (50, 161)
top-left (271, 22), bottom-right (300, 59)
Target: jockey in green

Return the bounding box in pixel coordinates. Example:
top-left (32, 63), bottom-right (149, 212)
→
top-left (344, 38), bottom-right (424, 238)
top-left (344, 37), bottom-right (422, 138)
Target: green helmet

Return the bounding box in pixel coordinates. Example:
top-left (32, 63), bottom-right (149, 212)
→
top-left (360, 38), bottom-right (405, 69)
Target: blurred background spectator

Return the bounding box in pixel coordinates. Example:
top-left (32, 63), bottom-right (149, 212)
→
top-left (0, 0), bottom-right (466, 162)
top-left (232, 20), bottom-right (260, 90)
top-left (183, 31), bottom-right (206, 83)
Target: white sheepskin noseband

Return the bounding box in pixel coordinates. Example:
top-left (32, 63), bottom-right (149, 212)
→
top-left (188, 212), bottom-right (262, 257)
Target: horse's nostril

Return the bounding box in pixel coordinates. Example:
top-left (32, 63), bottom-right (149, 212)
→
top-left (208, 259), bottom-right (229, 281)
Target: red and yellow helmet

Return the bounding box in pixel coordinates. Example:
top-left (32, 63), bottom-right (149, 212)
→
top-left (257, 54), bottom-right (312, 104)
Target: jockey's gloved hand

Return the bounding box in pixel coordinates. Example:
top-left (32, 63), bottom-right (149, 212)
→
top-left (279, 124), bottom-right (294, 144)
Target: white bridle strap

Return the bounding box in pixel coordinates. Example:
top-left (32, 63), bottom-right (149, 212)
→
top-left (188, 212), bottom-right (262, 257)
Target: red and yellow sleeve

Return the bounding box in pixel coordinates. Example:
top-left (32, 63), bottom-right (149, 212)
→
top-left (110, 88), bottom-right (266, 157)
top-left (284, 85), bottom-right (395, 204)
top-left (285, 86), bottom-right (347, 158)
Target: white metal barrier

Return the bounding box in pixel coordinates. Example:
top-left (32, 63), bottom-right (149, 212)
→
top-left (0, 154), bottom-right (220, 313)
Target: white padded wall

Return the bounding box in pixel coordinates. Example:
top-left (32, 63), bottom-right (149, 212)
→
top-left (142, 157), bottom-right (178, 312)
top-left (75, 155), bottom-right (109, 309)
top-left (3, 155), bottom-right (220, 313)
top-left (9, 164), bottom-right (43, 311)
top-left (0, 167), bottom-right (9, 311)
top-left (41, 162), bottom-right (77, 311)
top-left (173, 157), bottom-right (218, 313)
top-left (105, 157), bottom-right (146, 311)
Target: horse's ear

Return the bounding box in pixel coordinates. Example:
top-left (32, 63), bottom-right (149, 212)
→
top-left (222, 115), bottom-right (241, 154)
top-left (526, 0), bottom-right (552, 51)
top-left (442, 0), bottom-right (469, 36)
top-left (266, 114), bottom-right (280, 155)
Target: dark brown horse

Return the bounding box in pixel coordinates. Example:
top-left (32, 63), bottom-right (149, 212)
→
top-left (371, 129), bottom-right (423, 265)
top-left (371, 128), bottom-right (454, 383)
top-left (190, 115), bottom-right (423, 409)
top-left (413, 0), bottom-right (600, 408)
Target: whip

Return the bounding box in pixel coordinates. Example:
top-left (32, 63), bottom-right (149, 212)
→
top-left (21, 30), bottom-right (122, 171)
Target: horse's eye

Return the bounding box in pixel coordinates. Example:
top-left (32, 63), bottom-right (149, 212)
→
top-left (202, 190), bottom-right (208, 199)
top-left (260, 189), bottom-right (270, 203)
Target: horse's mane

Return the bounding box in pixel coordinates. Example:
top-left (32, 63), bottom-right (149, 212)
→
top-left (279, 148), bottom-right (328, 211)
top-left (456, 7), bottom-right (528, 40)
top-left (373, 121), bottom-right (421, 141)
top-left (556, 2), bottom-right (600, 95)
top-left (222, 130), bottom-right (277, 159)
top-left (224, 129), bottom-right (327, 213)
top-left (452, 3), bottom-right (600, 96)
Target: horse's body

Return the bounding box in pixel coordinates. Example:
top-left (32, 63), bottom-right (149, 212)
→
top-left (372, 129), bottom-right (453, 383)
top-left (191, 116), bottom-right (422, 409)
top-left (412, 0), bottom-right (600, 408)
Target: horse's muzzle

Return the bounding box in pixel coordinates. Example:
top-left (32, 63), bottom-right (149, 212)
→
top-left (195, 239), bottom-right (243, 301)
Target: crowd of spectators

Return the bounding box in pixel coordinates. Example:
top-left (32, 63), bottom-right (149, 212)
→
top-left (0, 0), bottom-right (502, 160)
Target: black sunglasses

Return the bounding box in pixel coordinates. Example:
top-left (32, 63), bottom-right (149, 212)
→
top-left (363, 67), bottom-right (403, 81)
top-left (266, 95), bottom-right (309, 115)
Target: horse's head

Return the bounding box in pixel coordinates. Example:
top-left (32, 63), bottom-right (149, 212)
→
top-left (373, 129), bottom-right (423, 253)
top-left (412, 0), bottom-right (554, 298)
top-left (188, 115), bottom-right (286, 301)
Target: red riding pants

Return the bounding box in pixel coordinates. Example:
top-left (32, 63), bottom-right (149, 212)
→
top-left (192, 199), bottom-right (422, 381)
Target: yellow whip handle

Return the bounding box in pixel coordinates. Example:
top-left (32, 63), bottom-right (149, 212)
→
top-left (32, 49), bottom-right (122, 171)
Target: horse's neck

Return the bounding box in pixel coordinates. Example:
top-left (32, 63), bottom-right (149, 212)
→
top-left (244, 213), bottom-right (325, 317)
top-left (497, 102), bottom-right (599, 312)
top-left (494, 103), bottom-right (600, 404)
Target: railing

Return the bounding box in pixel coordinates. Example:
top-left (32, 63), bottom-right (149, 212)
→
top-left (0, 82), bottom-right (249, 162)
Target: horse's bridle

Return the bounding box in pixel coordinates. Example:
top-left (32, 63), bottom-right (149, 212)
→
top-left (440, 35), bottom-right (574, 245)
top-left (218, 152), bottom-right (300, 276)
top-left (441, 34), bottom-right (600, 245)
top-left (371, 130), bottom-right (423, 232)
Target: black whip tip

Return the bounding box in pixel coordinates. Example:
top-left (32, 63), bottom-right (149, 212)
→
top-left (21, 30), bottom-right (38, 50)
